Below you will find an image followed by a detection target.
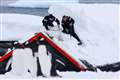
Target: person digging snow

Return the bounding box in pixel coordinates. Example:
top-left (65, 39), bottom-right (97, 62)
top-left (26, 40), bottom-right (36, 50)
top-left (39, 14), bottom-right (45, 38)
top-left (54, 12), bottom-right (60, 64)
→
top-left (42, 14), bottom-right (60, 30)
top-left (42, 14), bottom-right (63, 41)
top-left (42, 14), bottom-right (61, 77)
top-left (61, 15), bottom-right (82, 45)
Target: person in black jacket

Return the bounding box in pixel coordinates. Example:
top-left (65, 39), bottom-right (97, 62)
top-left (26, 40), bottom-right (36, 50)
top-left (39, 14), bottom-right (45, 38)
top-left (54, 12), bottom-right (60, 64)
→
top-left (61, 15), bottom-right (82, 45)
top-left (42, 14), bottom-right (60, 30)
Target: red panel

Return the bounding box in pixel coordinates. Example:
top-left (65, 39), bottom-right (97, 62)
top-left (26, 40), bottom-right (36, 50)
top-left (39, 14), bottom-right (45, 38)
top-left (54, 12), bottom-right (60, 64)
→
top-left (0, 50), bottom-right (13, 62)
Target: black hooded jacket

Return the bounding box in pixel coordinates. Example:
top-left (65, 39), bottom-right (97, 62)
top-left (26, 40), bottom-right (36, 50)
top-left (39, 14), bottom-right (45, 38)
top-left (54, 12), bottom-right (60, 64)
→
top-left (42, 14), bottom-right (60, 30)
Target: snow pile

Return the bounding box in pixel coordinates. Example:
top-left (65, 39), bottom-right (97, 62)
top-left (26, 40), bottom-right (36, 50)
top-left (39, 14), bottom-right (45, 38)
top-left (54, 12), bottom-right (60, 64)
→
top-left (1, 14), bottom-right (44, 40)
top-left (7, 0), bottom-right (79, 8)
top-left (49, 4), bottom-right (119, 65)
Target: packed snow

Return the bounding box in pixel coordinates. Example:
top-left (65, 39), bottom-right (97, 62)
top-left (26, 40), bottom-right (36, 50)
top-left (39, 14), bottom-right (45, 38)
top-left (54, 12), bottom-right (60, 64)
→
top-left (0, 4), bottom-right (119, 79)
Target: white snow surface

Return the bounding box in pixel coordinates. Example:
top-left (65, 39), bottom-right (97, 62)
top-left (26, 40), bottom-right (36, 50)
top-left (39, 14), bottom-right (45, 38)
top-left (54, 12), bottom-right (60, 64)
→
top-left (0, 4), bottom-right (119, 79)
top-left (1, 13), bottom-right (44, 40)
top-left (0, 71), bottom-right (119, 79)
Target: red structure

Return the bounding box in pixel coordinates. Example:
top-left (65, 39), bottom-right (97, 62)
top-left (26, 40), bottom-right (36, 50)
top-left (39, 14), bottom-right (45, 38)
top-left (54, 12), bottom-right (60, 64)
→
top-left (0, 32), bottom-right (87, 71)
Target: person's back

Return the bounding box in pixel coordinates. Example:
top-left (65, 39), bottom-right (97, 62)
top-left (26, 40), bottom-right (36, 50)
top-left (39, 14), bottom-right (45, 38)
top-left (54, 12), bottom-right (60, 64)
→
top-left (62, 16), bottom-right (71, 34)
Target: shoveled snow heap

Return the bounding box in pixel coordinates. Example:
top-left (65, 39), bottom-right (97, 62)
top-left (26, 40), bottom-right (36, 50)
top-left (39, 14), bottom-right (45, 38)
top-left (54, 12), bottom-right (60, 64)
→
top-left (48, 4), bottom-right (119, 65)
top-left (0, 4), bottom-right (119, 79)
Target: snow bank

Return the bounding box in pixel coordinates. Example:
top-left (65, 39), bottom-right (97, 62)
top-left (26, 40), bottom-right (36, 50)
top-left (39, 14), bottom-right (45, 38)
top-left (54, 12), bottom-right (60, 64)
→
top-left (7, 0), bottom-right (79, 8)
top-left (1, 13), bottom-right (44, 40)
top-left (49, 4), bottom-right (119, 65)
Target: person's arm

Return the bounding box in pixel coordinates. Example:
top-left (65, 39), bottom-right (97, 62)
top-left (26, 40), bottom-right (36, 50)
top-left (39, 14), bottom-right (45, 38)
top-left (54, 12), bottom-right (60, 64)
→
top-left (69, 18), bottom-right (75, 36)
top-left (69, 18), bottom-right (75, 26)
top-left (55, 18), bottom-right (60, 30)
top-left (42, 16), bottom-right (50, 30)
top-left (42, 17), bottom-right (48, 26)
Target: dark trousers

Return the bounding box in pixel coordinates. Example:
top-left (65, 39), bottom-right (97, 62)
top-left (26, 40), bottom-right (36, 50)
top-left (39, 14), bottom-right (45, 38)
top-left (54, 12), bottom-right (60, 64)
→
top-left (62, 25), bottom-right (82, 43)
top-left (71, 31), bottom-right (81, 42)
top-left (50, 53), bottom-right (58, 76)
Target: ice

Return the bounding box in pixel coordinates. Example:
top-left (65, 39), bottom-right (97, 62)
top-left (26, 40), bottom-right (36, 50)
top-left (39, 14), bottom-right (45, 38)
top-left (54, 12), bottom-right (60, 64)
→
top-left (24, 48), bottom-right (37, 77)
top-left (9, 48), bottom-right (37, 77)
top-left (37, 45), bottom-right (51, 76)
top-left (10, 49), bottom-right (29, 75)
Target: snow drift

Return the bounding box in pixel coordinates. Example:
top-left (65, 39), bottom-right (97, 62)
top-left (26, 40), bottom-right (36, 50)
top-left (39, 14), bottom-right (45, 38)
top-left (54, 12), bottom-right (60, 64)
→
top-left (49, 4), bottom-right (119, 65)
top-left (1, 14), bottom-right (44, 40)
